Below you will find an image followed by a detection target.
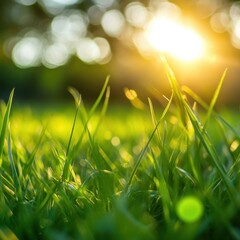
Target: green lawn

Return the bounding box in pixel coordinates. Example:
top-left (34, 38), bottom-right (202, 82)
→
top-left (0, 64), bottom-right (240, 240)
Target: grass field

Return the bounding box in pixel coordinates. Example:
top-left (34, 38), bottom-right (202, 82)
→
top-left (0, 62), bottom-right (240, 240)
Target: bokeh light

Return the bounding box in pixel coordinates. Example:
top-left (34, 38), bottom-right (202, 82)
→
top-left (88, 5), bottom-right (104, 25)
top-left (210, 1), bottom-right (240, 50)
top-left (51, 10), bottom-right (88, 43)
top-left (6, 0), bottom-right (240, 70)
top-left (12, 36), bottom-right (42, 68)
top-left (210, 11), bottom-right (230, 33)
top-left (39, 0), bottom-right (81, 15)
top-left (111, 136), bottom-right (120, 146)
top-left (125, 2), bottom-right (149, 28)
top-left (230, 140), bottom-right (239, 152)
top-left (92, 0), bottom-right (116, 9)
top-left (9, 6), bottom-right (114, 68)
top-left (101, 9), bottom-right (125, 38)
top-left (149, 1), bottom-right (181, 18)
top-left (51, 0), bottom-right (79, 5)
top-left (195, 0), bottom-right (223, 18)
top-left (176, 196), bottom-right (204, 223)
top-left (7, 0), bottom-right (209, 69)
top-left (76, 37), bottom-right (111, 64)
top-left (76, 38), bottom-right (100, 64)
top-left (42, 43), bottom-right (69, 68)
top-left (15, 0), bottom-right (36, 6)
top-left (94, 37), bottom-right (112, 64)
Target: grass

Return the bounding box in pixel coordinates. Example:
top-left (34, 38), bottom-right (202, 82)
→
top-left (0, 61), bottom-right (240, 240)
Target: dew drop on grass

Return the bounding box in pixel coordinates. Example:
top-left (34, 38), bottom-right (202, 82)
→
top-left (176, 196), bottom-right (204, 223)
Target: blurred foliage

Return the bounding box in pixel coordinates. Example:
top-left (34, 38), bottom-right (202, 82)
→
top-left (0, 0), bottom-right (240, 105)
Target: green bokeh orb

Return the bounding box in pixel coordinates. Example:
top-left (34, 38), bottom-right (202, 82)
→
top-left (176, 196), bottom-right (204, 223)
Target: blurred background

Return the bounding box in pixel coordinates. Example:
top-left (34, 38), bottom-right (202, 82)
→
top-left (0, 0), bottom-right (240, 106)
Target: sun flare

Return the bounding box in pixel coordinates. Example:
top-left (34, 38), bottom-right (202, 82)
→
top-left (145, 17), bottom-right (205, 61)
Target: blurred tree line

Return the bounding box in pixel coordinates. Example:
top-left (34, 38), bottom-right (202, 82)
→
top-left (0, 0), bottom-right (240, 106)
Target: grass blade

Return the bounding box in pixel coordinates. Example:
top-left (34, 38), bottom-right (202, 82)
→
top-left (0, 89), bottom-right (14, 166)
top-left (62, 88), bottom-right (81, 182)
top-left (162, 60), bottom-right (237, 203)
top-left (92, 86), bottom-right (110, 138)
top-left (68, 87), bottom-right (81, 108)
top-left (7, 126), bottom-right (22, 201)
top-left (23, 126), bottom-right (46, 174)
top-left (124, 121), bottom-right (160, 194)
top-left (161, 57), bottom-right (188, 127)
top-left (204, 68), bottom-right (227, 129)
top-left (89, 75), bottom-right (110, 117)
top-left (152, 152), bottom-right (172, 223)
top-left (184, 102), bottom-right (238, 204)
top-left (70, 77), bottom-right (110, 161)
top-left (148, 98), bottom-right (161, 144)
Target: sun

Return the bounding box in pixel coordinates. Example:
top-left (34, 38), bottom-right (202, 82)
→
top-left (145, 16), bottom-right (205, 61)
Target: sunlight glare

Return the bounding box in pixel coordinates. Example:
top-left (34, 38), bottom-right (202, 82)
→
top-left (146, 17), bottom-right (205, 61)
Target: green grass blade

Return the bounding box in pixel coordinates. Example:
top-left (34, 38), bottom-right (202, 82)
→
top-left (148, 98), bottom-right (161, 143)
top-left (160, 92), bottom-right (173, 121)
top-left (37, 181), bottom-right (59, 212)
top-left (86, 125), bottom-right (107, 170)
top-left (89, 75), bottom-right (110, 117)
top-left (124, 121), bottom-right (160, 194)
top-left (0, 89), bottom-right (14, 166)
top-left (184, 102), bottom-right (238, 203)
top-left (69, 78), bottom-right (110, 170)
top-left (23, 126), bottom-right (46, 174)
top-left (62, 81), bottom-right (110, 182)
top-left (7, 126), bottom-right (22, 201)
top-left (70, 77), bottom-right (110, 161)
top-left (92, 86), bottom-right (110, 138)
top-left (62, 89), bottom-right (81, 182)
top-left (216, 116), bottom-right (240, 176)
top-left (150, 149), bottom-right (172, 223)
top-left (148, 91), bottom-right (173, 145)
top-left (66, 88), bottom-right (81, 156)
top-left (204, 68), bottom-right (227, 129)
top-left (161, 57), bottom-right (188, 127)
top-left (68, 87), bottom-right (81, 108)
